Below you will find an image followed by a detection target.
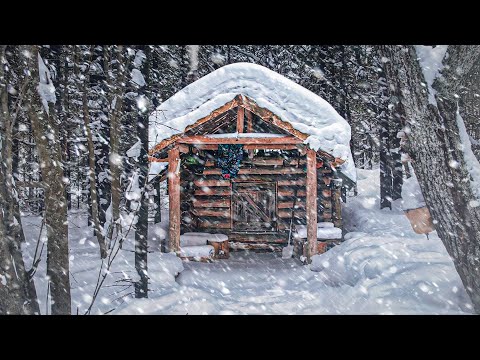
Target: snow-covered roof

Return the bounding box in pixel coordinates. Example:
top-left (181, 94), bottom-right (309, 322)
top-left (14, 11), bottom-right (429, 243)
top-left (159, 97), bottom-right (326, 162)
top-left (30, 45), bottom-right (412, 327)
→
top-left (148, 62), bottom-right (356, 182)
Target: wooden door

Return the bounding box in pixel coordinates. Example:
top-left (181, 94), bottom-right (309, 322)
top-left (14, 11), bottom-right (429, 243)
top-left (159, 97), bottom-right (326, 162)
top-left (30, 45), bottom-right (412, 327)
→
top-left (232, 182), bottom-right (277, 232)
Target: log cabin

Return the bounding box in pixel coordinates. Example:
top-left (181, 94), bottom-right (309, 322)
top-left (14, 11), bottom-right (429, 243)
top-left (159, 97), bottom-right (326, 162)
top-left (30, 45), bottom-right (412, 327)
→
top-left (148, 63), bottom-right (356, 263)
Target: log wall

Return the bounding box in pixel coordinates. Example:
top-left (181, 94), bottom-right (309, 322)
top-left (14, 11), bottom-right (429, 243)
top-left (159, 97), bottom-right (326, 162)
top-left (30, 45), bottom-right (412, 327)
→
top-left (179, 150), bottom-right (337, 245)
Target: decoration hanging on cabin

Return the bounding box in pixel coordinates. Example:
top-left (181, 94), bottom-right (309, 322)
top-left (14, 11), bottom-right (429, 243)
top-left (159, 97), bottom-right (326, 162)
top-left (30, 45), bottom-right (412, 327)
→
top-left (182, 146), bottom-right (206, 175)
top-left (216, 144), bottom-right (244, 179)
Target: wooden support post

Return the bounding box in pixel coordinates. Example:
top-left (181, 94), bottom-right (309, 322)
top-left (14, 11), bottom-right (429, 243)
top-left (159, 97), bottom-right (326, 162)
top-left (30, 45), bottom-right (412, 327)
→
top-left (237, 106), bottom-right (245, 133)
top-left (306, 149), bottom-right (318, 263)
top-left (246, 110), bottom-right (254, 158)
top-left (246, 110), bottom-right (253, 132)
top-left (168, 147), bottom-right (181, 253)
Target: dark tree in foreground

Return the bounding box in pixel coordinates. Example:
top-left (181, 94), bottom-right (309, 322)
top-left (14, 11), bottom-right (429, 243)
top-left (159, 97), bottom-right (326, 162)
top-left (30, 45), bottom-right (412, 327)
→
top-left (134, 46), bottom-right (151, 298)
top-left (26, 45), bottom-right (72, 314)
top-left (381, 45), bottom-right (480, 313)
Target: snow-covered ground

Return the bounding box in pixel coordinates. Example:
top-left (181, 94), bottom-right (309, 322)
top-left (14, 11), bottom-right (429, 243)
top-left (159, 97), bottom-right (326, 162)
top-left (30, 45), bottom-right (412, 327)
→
top-left (21, 169), bottom-right (473, 314)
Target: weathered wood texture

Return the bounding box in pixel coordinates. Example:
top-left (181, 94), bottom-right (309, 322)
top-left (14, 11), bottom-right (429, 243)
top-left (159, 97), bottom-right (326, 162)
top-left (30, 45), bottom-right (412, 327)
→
top-left (178, 135), bottom-right (303, 145)
top-left (237, 106), bottom-right (244, 133)
top-left (183, 148), bottom-right (335, 244)
top-left (168, 147), bottom-right (181, 252)
top-left (306, 149), bottom-right (318, 262)
top-left (232, 182), bottom-right (277, 232)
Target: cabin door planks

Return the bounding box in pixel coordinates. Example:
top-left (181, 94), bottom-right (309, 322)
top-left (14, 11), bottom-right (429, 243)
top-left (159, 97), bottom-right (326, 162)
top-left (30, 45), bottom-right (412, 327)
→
top-left (232, 182), bottom-right (277, 232)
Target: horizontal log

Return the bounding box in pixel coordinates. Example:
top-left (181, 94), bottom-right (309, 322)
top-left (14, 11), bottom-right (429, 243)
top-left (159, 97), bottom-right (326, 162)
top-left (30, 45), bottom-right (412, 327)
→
top-left (228, 233), bottom-right (287, 243)
top-left (204, 157), bottom-right (307, 168)
top-left (232, 175), bottom-right (304, 182)
top-left (178, 135), bottom-right (303, 145)
top-left (192, 198), bottom-right (231, 208)
top-left (197, 219), bottom-right (231, 229)
top-left (194, 179), bottom-right (230, 187)
top-left (192, 208), bottom-right (230, 218)
top-left (277, 189), bottom-right (307, 197)
top-left (229, 243), bottom-right (283, 251)
top-left (181, 144), bottom-right (300, 151)
top-left (278, 201), bottom-right (306, 209)
top-left (277, 179), bottom-right (306, 186)
top-left (278, 210), bottom-right (306, 218)
top-left (194, 188), bottom-right (231, 196)
top-left (203, 167), bottom-right (305, 176)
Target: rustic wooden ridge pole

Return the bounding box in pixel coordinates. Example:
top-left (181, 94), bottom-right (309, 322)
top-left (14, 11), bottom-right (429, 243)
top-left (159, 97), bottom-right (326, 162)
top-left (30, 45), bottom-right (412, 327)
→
top-left (237, 106), bottom-right (245, 133)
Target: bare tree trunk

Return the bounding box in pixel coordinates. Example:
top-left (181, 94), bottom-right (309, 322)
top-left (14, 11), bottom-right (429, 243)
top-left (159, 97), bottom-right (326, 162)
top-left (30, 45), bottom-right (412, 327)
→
top-left (380, 45), bottom-right (480, 313)
top-left (0, 45), bottom-right (40, 315)
top-left (25, 45), bottom-right (71, 315)
top-left (82, 91), bottom-right (108, 259)
top-left (108, 46), bottom-right (128, 242)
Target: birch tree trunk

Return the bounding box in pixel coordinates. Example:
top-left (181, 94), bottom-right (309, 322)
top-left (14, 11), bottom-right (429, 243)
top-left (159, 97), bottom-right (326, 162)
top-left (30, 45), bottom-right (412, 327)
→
top-left (25, 45), bottom-right (72, 315)
top-left (380, 45), bottom-right (480, 313)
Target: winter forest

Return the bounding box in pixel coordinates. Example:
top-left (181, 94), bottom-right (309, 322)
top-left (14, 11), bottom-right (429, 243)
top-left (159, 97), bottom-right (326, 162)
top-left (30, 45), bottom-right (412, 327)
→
top-left (1, 45), bottom-right (479, 315)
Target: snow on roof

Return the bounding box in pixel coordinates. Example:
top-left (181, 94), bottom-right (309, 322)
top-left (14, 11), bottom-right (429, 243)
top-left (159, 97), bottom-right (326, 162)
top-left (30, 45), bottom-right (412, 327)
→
top-left (149, 62), bottom-right (356, 181)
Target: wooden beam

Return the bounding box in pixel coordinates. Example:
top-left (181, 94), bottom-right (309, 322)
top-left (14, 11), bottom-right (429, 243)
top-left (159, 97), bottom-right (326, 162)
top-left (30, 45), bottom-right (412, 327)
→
top-left (148, 156), bottom-right (168, 162)
top-left (237, 106), bottom-right (245, 133)
top-left (228, 233), bottom-right (287, 243)
top-left (194, 179), bottom-right (230, 187)
top-left (277, 179), bottom-right (306, 186)
top-left (192, 208), bottom-right (230, 218)
top-left (203, 167), bottom-right (305, 176)
top-left (306, 149), bottom-right (318, 263)
top-left (168, 147), bottom-right (181, 253)
top-left (194, 188), bottom-right (231, 196)
top-left (246, 110), bottom-right (254, 158)
top-left (203, 158), bottom-right (306, 167)
top-left (178, 135), bottom-right (303, 145)
top-left (278, 210), bottom-right (307, 218)
top-left (246, 109), bottom-right (253, 132)
top-left (278, 189), bottom-right (307, 197)
top-left (278, 200), bottom-right (306, 209)
top-left (181, 144), bottom-right (300, 151)
top-left (197, 219), bottom-right (231, 229)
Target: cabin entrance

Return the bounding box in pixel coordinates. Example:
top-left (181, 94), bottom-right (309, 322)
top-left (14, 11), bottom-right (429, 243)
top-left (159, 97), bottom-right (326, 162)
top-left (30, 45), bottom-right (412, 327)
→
top-left (232, 182), bottom-right (277, 232)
